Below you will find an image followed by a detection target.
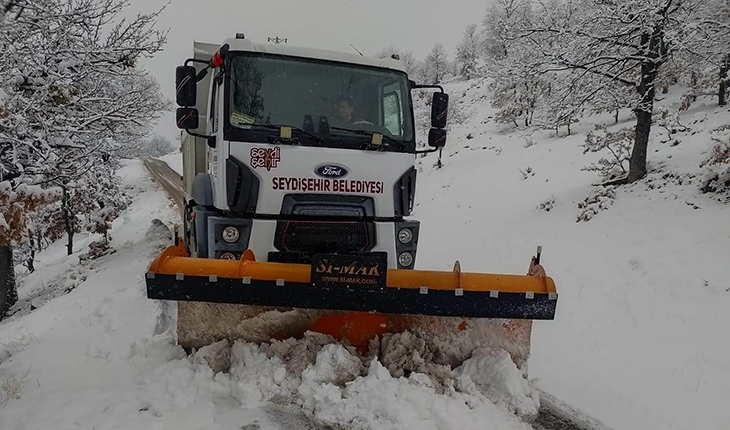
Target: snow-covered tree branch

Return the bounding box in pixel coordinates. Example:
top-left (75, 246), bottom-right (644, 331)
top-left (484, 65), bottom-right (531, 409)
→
top-left (489, 0), bottom-right (730, 183)
top-left (0, 0), bottom-right (169, 316)
top-left (455, 24), bottom-right (480, 80)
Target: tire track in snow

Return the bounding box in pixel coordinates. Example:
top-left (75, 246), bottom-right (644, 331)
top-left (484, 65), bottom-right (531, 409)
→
top-left (143, 158), bottom-right (186, 218)
top-left (531, 389), bottom-right (615, 430)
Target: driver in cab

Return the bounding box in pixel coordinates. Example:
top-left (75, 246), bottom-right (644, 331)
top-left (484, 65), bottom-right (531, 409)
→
top-left (335, 96), bottom-right (358, 125)
top-left (332, 95), bottom-right (393, 139)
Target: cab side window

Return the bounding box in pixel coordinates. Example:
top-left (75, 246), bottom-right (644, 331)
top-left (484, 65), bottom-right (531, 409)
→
top-left (382, 82), bottom-right (402, 137)
top-left (211, 72), bottom-right (222, 133)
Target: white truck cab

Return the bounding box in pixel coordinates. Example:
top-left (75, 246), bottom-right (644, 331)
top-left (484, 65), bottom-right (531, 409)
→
top-left (175, 35), bottom-right (448, 269)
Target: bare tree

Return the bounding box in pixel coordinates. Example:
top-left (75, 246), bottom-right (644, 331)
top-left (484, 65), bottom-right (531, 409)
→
top-left (375, 46), bottom-right (401, 59)
top-left (481, 0), bottom-right (548, 128)
top-left (423, 43), bottom-right (450, 84)
top-left (481, 0), bottom-right (532, 61)
top-left (0, 0), bottom-right (169, 255)
top-left (510, 0), bottom-right (729, 183)
top-left (400, 51), bottom-right (419, 77)
top-left (117, 134), bottom-right (176, 159)
top-left (374, 46), bottom-right (420, 77)
top-left (0, 0), bottom-right (169, 318)
top-left (455, 24), bottom-right (481, 79)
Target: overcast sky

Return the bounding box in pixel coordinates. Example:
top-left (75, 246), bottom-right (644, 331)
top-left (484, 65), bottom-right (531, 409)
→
top-left (131, 0), bottom-right (493, 141)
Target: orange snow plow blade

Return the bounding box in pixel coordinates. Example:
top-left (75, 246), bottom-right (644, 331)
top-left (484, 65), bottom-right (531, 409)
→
top-left (145, 240), bottom-right (557, 368)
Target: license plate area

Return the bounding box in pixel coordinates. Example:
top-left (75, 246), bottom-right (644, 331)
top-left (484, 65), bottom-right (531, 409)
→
top-left (310, 252), bottom-right (388, 291)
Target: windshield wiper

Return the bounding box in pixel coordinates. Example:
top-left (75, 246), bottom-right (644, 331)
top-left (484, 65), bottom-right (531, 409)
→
top-left (330, 126), bottom-right (408, 150)
top-left (247, 123), bottom-right (324, 146)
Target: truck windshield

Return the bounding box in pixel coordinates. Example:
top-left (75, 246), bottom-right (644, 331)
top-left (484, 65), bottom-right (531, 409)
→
top-left (226, 53), bottom-right (414, 150)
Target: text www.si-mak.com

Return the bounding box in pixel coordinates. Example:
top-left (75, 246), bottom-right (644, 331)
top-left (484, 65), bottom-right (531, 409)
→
top-left (320, 276), bottom-right (378, 285)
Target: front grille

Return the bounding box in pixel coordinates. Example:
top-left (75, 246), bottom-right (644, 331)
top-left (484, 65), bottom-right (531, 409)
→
top-left (276, 221), bottom-right (373, 254)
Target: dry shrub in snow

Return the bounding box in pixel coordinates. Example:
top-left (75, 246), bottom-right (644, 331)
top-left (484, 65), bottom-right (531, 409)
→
top-left (0, 182), bottom-right (61, 245)
top-left (537, 195), bottom-right (556, 212)
top-left (523, 136), bottom-right (536, 148)
top-left (581, 125), bottom-right (632, 182)
top-left (519, 166), bottom-right (535, 180)
top-left (701, 125), bottom-right (730, 167)
top-left (577, 186), bottom-right (617, 222)
top-left (0, 367), bottom-right (29, 406)
top-left (79, 239), bottom-right (115, 262)
top-left (699, 127), bottom-right (730, 201)
top-left (656, 107), bottom-right (689, 140)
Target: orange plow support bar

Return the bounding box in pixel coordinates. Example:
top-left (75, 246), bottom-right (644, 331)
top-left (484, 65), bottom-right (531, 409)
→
top-left (145, 240), bottom-right (557, 362)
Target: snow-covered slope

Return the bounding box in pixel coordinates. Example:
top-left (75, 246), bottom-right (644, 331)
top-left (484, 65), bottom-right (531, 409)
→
top-left (412, 78), bottom-right (730, 430)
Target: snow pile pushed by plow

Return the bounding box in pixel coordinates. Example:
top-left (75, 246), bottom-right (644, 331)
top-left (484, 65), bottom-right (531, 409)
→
top-left (147, 332), bottom-right (539, 430)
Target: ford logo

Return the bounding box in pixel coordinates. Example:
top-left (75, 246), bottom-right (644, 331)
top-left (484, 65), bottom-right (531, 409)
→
top-left (315, 164), bottom-right (349, 178)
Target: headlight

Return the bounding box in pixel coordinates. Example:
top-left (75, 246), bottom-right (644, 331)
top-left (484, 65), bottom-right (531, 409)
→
top-left (220, 252), bottom-right (236, 260)
top-left (222, 226), bottom-right (239, 243)
top-left (398, 252), bottom-right (413, 267)
top-left (397, 228), bottom-right (413, 244)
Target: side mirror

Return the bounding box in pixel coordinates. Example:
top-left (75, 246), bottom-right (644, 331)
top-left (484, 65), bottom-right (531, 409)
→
top-left (176, 107), bottom-right (199, 129)
top-left (431, 92), bottom-right (448, 129)
top-left (176, 65), bottom-right (197, 106)
top-left (428, 128), bottom-right (446, 148)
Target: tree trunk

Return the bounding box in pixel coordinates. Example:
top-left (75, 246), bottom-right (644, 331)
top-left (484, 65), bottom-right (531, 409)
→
top-left (720, 55), bottom-right (729, 107)
top-left (26, 230), bottom-right (35, 273)
top-left (62, 186), bottom-right (74, 255)
top-left (629, 107), bottom-right (652, 182)
top-left (0, 244), bottom-right (17, 319)
top-left (628, 30), bottom-right (662, 183)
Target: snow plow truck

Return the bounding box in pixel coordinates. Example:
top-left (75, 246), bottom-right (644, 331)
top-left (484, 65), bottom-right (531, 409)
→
top-left (144, 35), bottom-right (558, 371)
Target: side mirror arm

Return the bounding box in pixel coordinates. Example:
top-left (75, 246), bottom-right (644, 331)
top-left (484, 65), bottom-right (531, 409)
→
top-left (409, 81), bottom-right (445, 93)
top-left (185, 129), bottom-right (216, 148)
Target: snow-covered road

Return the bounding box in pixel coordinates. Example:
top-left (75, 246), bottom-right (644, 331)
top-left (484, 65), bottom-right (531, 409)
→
top-left (0, 159), bottom-right (559, 430)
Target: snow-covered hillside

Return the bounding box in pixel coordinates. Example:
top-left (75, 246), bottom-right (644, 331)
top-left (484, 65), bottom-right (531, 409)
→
top-left (413, 78), bottom-right (730, 430)
top-left (1, 79), bottom-right (728, 430)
